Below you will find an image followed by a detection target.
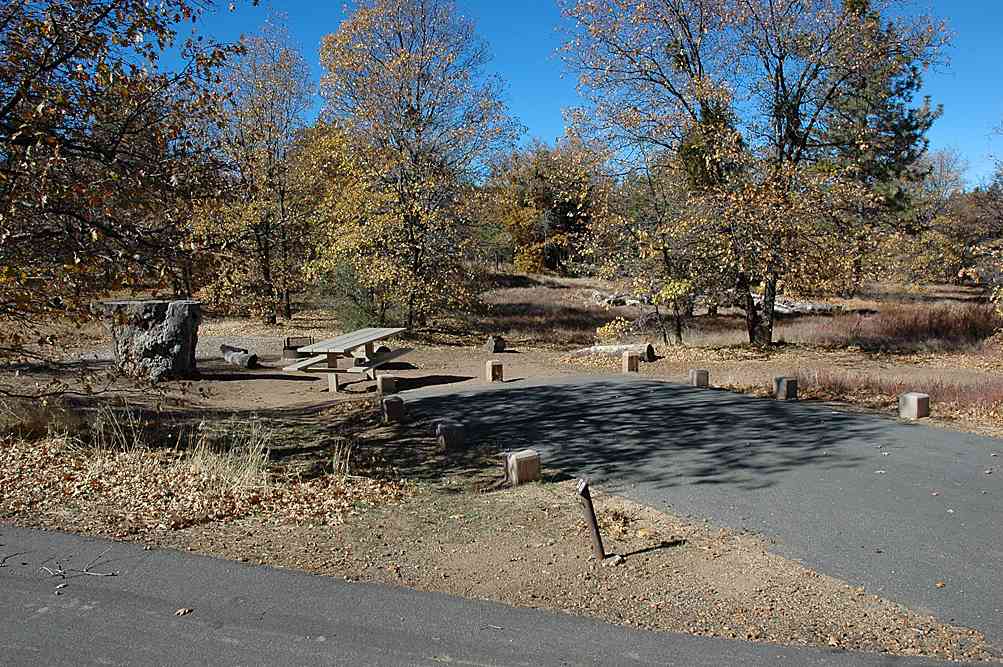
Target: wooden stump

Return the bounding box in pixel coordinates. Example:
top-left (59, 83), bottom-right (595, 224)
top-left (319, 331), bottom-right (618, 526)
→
top-left (899, 392), bottom-right (930, 419)
top-left (622, 351), bottom-right (640, 374)
top-left (382, 396), bottom-right (405, 424)
top-left (95, 300), bottom-right (201, 381)
top-left (689, 369), bottom-right (710, 387)
top-left (377, 375), bottom-right (398, 395)
top-left (486, 360), bottom-right (504, 383)
top-left (773, 376), bottom-right (798, 401)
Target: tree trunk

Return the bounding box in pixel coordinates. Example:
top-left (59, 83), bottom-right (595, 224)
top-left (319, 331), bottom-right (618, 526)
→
top-left (671, 300), bottom-right (684, 345)
top-left (283, 289), bottom-right (292, 320)
top-left (737, 273), bottom-right (760, 344)
top-left (753, 275), bottom-right (778, 346)
top-left (654, 304), bottom-right (670, 345)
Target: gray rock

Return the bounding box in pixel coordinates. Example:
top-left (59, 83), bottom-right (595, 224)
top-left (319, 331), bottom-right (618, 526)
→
top-left (484, 336), bottom-right (506, 353)
top-left (95, 300), bottom-right (201, 382)
top-left (601, 554), bottom-right (624, 567)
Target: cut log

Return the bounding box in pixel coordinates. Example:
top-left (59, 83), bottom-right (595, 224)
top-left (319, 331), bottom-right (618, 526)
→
top-left (220, 344), bottom-right (258, 369)
top-left (568, 343), bottom-right (656, 362)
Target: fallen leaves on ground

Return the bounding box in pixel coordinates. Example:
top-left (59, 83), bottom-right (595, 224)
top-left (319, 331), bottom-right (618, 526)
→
top-left (0, 436), bottom-right (410, 535)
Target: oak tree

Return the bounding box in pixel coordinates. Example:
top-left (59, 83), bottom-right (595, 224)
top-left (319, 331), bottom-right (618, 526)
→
top-left (191, 17), bottom-right (314, 324)
top-left (0, 0), bottom-right (242, 391)
top-left (315, 0), bottom-right (520, 328)
top-left (563, 0), bottom-right (946, 344)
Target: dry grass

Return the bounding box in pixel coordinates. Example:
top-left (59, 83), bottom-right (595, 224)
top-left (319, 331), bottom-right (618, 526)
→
top-left (794, 366), bottom-right (1003, 418)
top-left (0, 398), bottom-right (86, 438)
top-left (1, 405), bottom-right (409, 535)
top-left (678, 304), bottom-right (1002, 353)
top-left (799, 304), bottom-right (1003, 352)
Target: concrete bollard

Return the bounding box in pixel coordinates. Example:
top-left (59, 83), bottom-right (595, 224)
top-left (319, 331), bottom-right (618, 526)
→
top-left (774, 376), bottom-right (798, 401)
top-left (506, 449), bottom-right (541, 486)
top-left (382, 396), bottom-right (405, 424)
top-left (328, 372), bottom-right (342, 393)
top-left (899, 392), bottom-right (930, 419)
top-left (436, 420), bottom-right (466, 451)
top-left (689, 369), bottom-right (710, 387)
top-left (376, 374), bottom-right (397, 395)
top-left (485, 360), bottom-right (504, 383)
top-left (622, 351), bottom-right (640, 374)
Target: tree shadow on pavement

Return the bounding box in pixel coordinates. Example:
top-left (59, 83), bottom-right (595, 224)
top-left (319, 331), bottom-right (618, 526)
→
top-left (402, 378), bottom-right (877, 492)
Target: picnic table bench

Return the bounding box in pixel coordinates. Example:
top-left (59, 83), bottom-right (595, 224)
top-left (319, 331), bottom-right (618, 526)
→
top-left (282, 327), bottom-right (410, 392)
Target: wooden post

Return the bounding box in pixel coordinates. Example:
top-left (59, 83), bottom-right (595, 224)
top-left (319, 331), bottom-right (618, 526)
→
top-left (576, 478), bottom-right (606, 561)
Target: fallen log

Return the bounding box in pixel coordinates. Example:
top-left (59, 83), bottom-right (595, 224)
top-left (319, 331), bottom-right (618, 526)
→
top-left (591, 290), bottom-right (651, 307)
top-left (220, 344), bottom-right (258, 369)
top-left (568, 343), bottom-right (656, 362)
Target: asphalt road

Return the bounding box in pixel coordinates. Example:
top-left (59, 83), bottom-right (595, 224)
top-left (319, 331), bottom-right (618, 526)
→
top-left (0, 526), bottom-right (972, 666)
top-left (406, 376), bottom-right (1003, 645)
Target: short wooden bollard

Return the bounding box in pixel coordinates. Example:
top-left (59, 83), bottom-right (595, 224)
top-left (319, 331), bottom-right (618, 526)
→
top-left (376, 374), bottom-right (397, 395)
top-left (486, 360), bottom-right (503, 383)
top-left (382, 396), bottom-right (405, 424)
top-left (774, 376), bottom-right (798, 401)
top-left (622, 351), bottom-right (639, 374)
top-left (506, 449), bottom-right (541, 485)
top-left (689, 369), bottom-right (709, 387)
top-left (436, 420), bottom-right (466, 451)
top-left (899, 392), bottom-right (930, 419)
top-left (576, 478), bottom-right (606, 561)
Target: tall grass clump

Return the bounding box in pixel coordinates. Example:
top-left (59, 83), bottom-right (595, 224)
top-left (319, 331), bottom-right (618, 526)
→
top-left (86, 406), bottom-right (271, 493)
top-left (806, 303), bottom-right (1002, 352)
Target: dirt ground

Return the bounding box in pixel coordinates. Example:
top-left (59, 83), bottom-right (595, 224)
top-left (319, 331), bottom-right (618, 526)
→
top-left (147, 483), bottom-right (995, 662)
top-left (4, 274), bottom-right (1003, 661)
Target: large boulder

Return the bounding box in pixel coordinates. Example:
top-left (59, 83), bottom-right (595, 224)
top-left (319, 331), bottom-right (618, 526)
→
top-left (96, 300), bottom-right (201, 381)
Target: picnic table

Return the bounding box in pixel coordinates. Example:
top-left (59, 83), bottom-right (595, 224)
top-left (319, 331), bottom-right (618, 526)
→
top-left (282, 327), bottom-right (410, 392)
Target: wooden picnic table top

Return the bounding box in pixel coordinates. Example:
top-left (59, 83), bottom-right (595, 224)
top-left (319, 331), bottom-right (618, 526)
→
top-left (298, 327), bottom-right (406, 354)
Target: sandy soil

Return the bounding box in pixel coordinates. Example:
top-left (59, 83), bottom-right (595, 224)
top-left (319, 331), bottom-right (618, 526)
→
top-left (4, 276), bottom-right (1003, 661)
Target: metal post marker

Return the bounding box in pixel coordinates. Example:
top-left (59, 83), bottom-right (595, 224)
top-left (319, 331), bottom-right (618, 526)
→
top-left (576, 478), bottom-right (606, 561)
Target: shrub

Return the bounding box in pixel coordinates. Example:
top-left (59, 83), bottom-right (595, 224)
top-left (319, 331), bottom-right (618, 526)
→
top-left (595, 316), bottom-right (633, 344)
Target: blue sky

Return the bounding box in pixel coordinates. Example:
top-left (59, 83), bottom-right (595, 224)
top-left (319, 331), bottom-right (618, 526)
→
top-left (191, 0), bottom-right (1003, 186)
